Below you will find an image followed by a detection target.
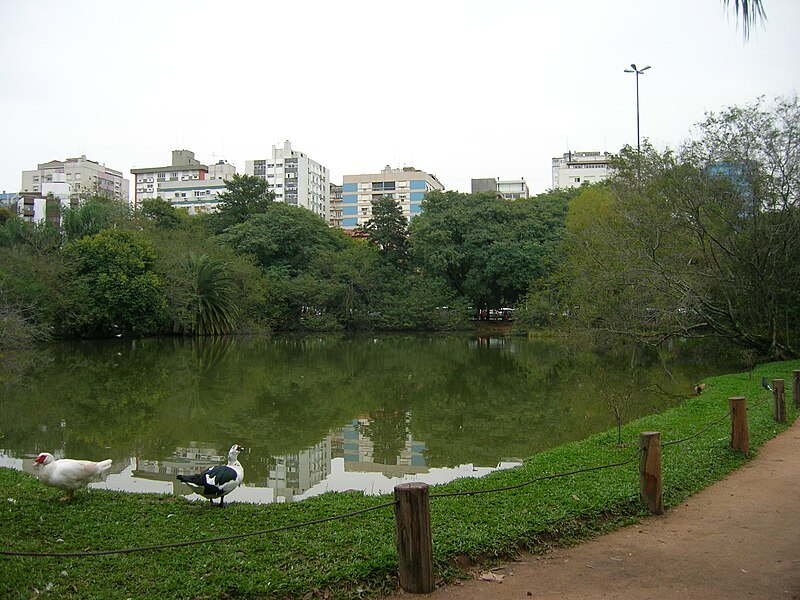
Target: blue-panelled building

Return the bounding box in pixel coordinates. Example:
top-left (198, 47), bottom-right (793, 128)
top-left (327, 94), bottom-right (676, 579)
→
top-left (340, 165), bottom-right (444, 229)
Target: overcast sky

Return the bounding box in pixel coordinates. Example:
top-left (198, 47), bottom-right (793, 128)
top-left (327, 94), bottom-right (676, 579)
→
top-left (1, 0), bottom-right (798, 197)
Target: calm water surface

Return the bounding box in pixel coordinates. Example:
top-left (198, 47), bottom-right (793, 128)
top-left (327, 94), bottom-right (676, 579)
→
top-left (0, 333), bottom-right (739, 503)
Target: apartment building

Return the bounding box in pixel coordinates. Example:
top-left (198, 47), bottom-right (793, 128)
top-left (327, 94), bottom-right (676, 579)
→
top-left (130, 149), bottom-right (215, 210)
top-left (329, 183), bottom-right (343, 228)
top-left (471, 178), bottom-right (529, 199)
top-left (341, 166), bottom-right (444, 230)
top-left (245, 141), bottom-right (330, 221)
top-left (155, 159), bottom-right (236, 215)
top-left (20, 155), bottom-right (129, 202)
top-left (551, 151), bottom-right (611, 189)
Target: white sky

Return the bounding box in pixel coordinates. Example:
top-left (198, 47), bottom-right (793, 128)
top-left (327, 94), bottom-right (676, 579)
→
top-left (1, 0), bottom-right (798, 197)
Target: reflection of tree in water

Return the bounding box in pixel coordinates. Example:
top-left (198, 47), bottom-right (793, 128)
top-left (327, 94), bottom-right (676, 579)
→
top-left (2, 334), bottom-right (743, 480)
top-left (357, 409), bottom-right (410, 465)
top-left (189, 336), bottom-right (237, 372)
top-left (0, 346), bottom-right (54, 390)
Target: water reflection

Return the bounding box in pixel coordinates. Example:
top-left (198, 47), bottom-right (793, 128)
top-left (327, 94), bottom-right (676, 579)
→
top-left (85, 415), bottom-right (521, 504)
top-left (0, 333), bottom-right (740, 503)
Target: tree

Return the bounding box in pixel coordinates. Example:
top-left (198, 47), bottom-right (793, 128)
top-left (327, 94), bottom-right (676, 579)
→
top-left (61, 195), bottom-right (132, 242)
top-left (0, 285), bottom-right (52, 351)
top-left (60, 229), bottom-right (168, 336)
top-left (142, 225), bottom-right (271, 335)
top-left (0, 217), bottom-right (62, 255)
top-left (139, 197), bottom-right (183, 229)
top-left (558, 97), bottom-right (799, 359)
top-left (218, 202), bottom-right (349, 274)
top-left (409, 190), bottom-right (571, 311)
top-left (205, 174), bottom-right (273, 233)
top-left (180, 254), bottom-right (240, 335)
top-left (357, 196), bottom-right (409, 265)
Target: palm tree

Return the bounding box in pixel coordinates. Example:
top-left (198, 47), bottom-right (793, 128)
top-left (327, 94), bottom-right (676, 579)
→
top-left (723, 0), bottom-right (766, 39)
top-left (185, 253), bottom-right (240, 336)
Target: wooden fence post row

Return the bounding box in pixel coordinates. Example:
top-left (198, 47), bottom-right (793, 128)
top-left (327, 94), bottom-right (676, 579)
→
top-left (793, 371), bottom-right (800, 410)
top-left (639, 432), bottom-right (664, 515)
top-left (394, 393), bottom-right (766, 591)
top-left (394, 482), bottom-right (434, 594)
top-left (773, 379), bottom-right (786, 423)
top-left (729, 396), bottom-right (749, 456)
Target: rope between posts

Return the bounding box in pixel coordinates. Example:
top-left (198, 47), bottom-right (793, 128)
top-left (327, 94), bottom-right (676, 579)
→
top-left (430, 447), bottom-right (644, 499)
top-left (0, 501), bottom-right (397, 558)
top-left (1, 401), bottom-right (757, 559)
top-left (661, 410), bottom-right (732, 447)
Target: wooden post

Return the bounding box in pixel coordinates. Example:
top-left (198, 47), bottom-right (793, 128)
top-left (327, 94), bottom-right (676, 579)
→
top-left (394, 482), bottom-right (434, 594)
top-left (773, 379), bottom-right (786, 423)
top-left (792, 371), bottom-right (799, 409)
top-left (729, 397), bottom-right (749, 456)
top-left (639, 432), bottom-right (664, 515)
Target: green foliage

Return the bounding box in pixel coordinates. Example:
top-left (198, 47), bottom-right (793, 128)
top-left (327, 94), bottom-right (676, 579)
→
top-left (514, 285), bottom-right (561, 330)
top-left (557, 97), bottom-right (800, 359)
top-left (139, 197), bottom-right (183, 229)
top-left (0, 286), bottom-right (51, 351)
top-left (61, 194), bottom-right (132, 242)
top-left (181, 253), bottom-right (240, 335)
top-left (0, 217), bottom-right (62, 253)
top-left (0, 224), bottom-right (64, 330)
top-left (219, 202), bottom-right (351, 274)
top-left (409, 190), bottom-right (570, 309)
top-left (204, 173), bottom-right (274, 234)
top-left (358, 195), bottom-right (410, 265)
top-left (140, 224), bottom-right (270, 335)
top-left (60, 229), bottom-right (168, 335)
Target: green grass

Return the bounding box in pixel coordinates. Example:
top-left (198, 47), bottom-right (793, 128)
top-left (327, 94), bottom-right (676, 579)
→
top-left (1, 360), bottom-right (797, 599)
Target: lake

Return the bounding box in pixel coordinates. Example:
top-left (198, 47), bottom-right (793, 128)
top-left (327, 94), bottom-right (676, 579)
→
top-left (0, 333), bottom-right (740, 503)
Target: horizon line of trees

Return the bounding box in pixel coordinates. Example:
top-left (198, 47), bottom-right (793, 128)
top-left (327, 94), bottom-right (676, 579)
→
top-left (1, 95), bottom-right (797, 361)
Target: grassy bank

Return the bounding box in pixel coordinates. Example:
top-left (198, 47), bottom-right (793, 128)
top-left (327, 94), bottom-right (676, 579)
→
top-left (1, 360), bottom-right (797, 599)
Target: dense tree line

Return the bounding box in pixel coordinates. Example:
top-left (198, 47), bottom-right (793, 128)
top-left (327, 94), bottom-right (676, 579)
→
top-left (1, 95), bottom-right (796, 361)
top-left (0, 175), bottom-right (575, 346)
top-left (552, 96), bottom-right (799, 360)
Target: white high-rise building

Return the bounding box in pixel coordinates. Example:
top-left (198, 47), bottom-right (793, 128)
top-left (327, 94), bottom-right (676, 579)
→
top-left (341, 166), bottom-right (444, 230)
top-left (245, 141), bottom-right (330, 221)
top-left (551, 151), bottom-right (611, 189)
top-left (21, 155), bottom-right (129, 202)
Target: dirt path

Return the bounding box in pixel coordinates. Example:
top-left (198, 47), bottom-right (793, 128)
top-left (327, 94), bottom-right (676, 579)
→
top-left (384, 418), bottom-right (800, 599)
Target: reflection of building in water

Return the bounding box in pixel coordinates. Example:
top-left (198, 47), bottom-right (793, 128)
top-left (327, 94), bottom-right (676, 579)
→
top-left (134, 445), bottom-right (226, 482)
top-left (267, 438), bottom-right (331, 502)
top-left (469, 336), bottom-right (511, 349)
top-left (337, 417), bottom-right (427, 475)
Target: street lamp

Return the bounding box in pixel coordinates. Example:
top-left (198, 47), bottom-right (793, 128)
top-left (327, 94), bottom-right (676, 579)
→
top-left (624, 63), bottom-right (651, 179)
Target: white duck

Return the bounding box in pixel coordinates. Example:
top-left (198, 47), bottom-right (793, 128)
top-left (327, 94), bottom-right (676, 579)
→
top-left (177, 444), bottom-right (245, 507)
top-left (33, 452), bottom-right (112, 500)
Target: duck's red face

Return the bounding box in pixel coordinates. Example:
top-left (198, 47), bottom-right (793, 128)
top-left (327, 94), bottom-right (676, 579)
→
top-left (34, 453), bottom-right (47, 464)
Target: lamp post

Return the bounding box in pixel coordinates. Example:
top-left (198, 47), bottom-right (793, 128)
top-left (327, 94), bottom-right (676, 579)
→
top-left (624, 63), bottom-right (651, 179)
